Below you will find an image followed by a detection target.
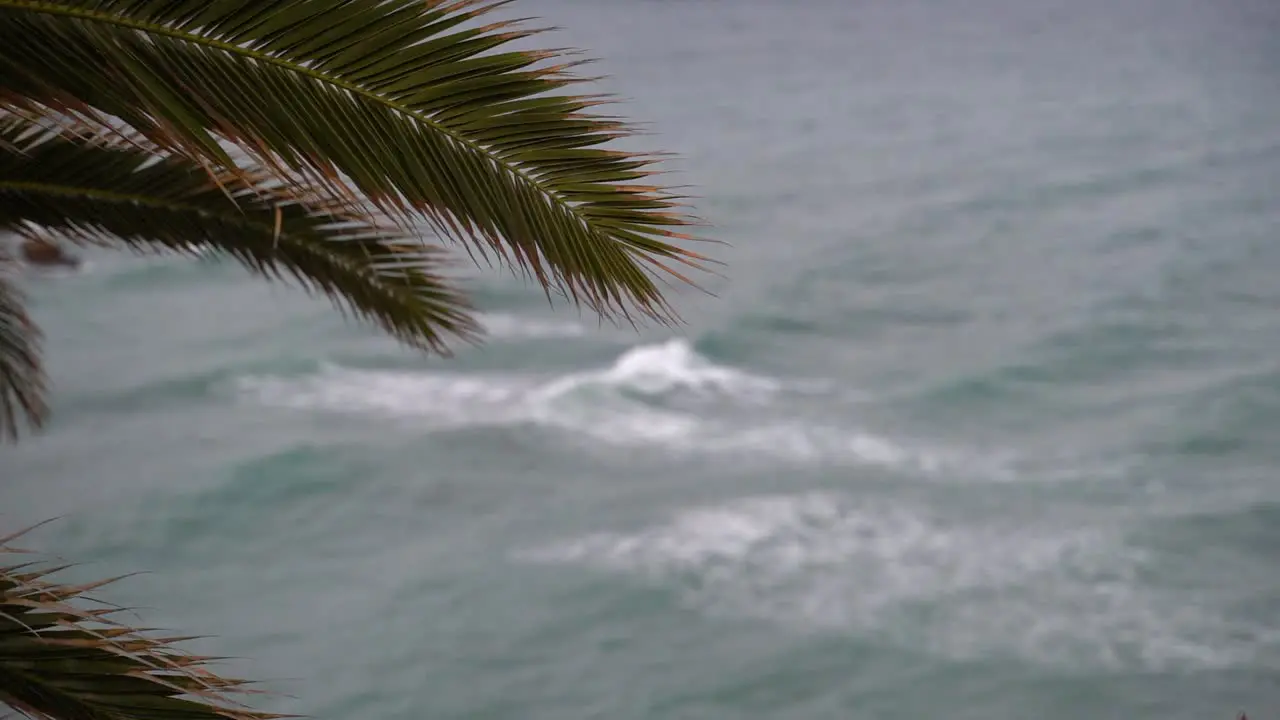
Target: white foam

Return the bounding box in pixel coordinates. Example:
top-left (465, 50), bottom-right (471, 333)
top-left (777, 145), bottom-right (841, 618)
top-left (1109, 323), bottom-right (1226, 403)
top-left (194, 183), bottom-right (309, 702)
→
top-left (238, 338), bottom-right (775, 413)
top-left (704, 422), bottom-right (995, 475)
top-left (521, 492), bottom-right (1259, 671)
top-left (237, 365), bottom-right (531, 430)
top-left (476, 312), bottom-right (587, 340)
top-left (596, 339), bottom-right (782, 398)
top-left (235, 340), bottom-right (971, 474)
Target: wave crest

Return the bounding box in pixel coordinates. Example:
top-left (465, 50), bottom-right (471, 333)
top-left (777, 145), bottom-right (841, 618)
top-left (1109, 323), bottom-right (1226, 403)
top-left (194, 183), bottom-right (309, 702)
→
top-left (235, 339), bottom-right (993, 474)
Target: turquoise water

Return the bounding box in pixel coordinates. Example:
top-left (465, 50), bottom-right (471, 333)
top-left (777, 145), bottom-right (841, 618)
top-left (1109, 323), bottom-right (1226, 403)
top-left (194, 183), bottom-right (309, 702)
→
top-left (4, 0), bottom-right (1280, 717)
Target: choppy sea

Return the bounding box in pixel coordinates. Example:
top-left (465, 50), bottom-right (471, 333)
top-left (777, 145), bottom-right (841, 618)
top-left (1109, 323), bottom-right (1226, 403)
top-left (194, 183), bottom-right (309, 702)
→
top-left (4, 0), bottom-right (1280, 717)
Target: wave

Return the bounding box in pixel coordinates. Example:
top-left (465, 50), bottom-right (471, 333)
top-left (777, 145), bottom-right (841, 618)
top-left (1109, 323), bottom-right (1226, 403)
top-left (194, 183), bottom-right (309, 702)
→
top-left (476, 312), bottom-right (588, 340)
top-left (520, 492), bottom-right (1271, 672)
top-left (235, 339), bottom-right (989, 474)
top-left (533, 338), bottom-right (788, 401)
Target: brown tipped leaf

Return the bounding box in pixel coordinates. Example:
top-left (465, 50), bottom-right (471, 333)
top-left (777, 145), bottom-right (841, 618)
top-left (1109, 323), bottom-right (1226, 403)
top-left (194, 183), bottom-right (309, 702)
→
top-left (0, 111), bottom-right (481, 355)
top-left (0, 543), bottom-right (284, 720)
top-left (0, 0), bottom-right (715, 324)
top-left (0, 272), bottom-right (46, 442)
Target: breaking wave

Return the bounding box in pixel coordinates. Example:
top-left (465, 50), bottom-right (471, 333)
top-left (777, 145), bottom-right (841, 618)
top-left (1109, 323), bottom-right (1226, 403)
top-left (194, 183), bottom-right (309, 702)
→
top-left (235, 339), bottom-right (999, 475)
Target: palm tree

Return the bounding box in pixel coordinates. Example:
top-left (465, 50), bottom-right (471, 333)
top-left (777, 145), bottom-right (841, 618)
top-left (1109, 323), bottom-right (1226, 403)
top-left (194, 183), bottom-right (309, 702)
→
top-left (0, 1), bottom-right (711, 718)
top-left (1, 527), bottom-right (286, 720)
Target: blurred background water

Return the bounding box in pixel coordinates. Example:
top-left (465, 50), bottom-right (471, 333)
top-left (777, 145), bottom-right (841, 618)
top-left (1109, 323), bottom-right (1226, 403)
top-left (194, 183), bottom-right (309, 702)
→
top-left (3, 0), bottom-right (1280, 717)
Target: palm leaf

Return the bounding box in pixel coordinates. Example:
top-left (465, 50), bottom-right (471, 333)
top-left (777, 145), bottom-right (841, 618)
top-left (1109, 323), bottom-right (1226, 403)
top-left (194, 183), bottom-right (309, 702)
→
top-left (0, 271), bottom-right (46, 442)
top-left (0, 110), bottom-right (480, 356)
top-left (0, 0), bottom-right (715, 325)
top-left (0, 533), bottom-right (283, 720)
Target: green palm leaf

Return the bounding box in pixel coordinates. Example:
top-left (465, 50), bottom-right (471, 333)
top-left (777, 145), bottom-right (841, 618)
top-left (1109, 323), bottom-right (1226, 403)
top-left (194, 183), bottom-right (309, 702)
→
top-left (0, 533), bottom-right (283, 720)
top-left (0, 110), bottom-right (479, 354)
top-left (0, 0), bottom-right (714, 325)
top-left (0, 272), bottom-right (46, 442)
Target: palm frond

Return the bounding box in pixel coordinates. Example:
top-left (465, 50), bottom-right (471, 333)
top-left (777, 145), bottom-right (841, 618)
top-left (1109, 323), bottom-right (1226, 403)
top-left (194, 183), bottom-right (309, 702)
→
top-left (0, 0), bottom-right (714, 325)
top-left (0, 111), bottom-right (479, 354)
top-left (0, 534), bottom-right (284, 720)
top-left (0, 271), bottom-right (46, 442)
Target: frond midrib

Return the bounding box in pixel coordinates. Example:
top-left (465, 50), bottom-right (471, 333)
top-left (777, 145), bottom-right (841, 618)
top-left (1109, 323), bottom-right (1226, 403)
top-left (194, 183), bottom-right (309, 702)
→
top-left (0, 178), bottom-right (409, 283)
top-left (0, 178), bottom-right (204, 215)
top-left (4, 1), bottom-right (613, 243)
top-left (0, 178), bottom-right (307, 244)
top-left (0, 176), bottom-right (461, 342)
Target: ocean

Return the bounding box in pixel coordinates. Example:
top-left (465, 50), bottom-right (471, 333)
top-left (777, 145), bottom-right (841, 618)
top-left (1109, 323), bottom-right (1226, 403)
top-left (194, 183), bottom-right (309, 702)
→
top-left (3, 0), bottom-right (1279, 717)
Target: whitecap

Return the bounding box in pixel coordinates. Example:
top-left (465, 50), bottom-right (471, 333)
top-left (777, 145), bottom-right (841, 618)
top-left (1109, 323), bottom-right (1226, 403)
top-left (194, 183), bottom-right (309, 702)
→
top-left (235, 364), bottom-right (531, 430)
top-left (528, 338), bottom-right (785, 406)
top-left (597, 338), bottom-right (782, 397)
top-left (476, 312), bottom-right (587, 340)
top-left (520, 492), bottom-right (1262, 672)
top-left (234, 340), bottom-right (979, 475)
top-left (236, 338), bottom-right (781, 416)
